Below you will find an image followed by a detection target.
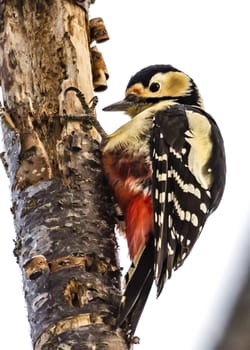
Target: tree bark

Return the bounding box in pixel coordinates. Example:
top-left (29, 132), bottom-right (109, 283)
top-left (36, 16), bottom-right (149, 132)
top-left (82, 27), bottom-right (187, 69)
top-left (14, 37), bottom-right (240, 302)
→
top-left (0, 1), bottom-right (127, 349)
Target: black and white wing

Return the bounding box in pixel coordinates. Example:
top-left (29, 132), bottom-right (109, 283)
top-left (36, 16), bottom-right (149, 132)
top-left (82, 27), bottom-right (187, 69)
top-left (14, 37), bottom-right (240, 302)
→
top-left (151, 104), bottom-right (226, 296)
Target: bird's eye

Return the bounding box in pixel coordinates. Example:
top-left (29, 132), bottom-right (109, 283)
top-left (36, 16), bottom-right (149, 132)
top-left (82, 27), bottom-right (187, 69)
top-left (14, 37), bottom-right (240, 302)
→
top-left (149, 82), bottom-right (160, 93)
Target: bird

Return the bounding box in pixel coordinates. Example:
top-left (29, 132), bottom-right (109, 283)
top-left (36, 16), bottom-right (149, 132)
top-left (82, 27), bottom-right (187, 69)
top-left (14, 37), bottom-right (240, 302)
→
top-left (101, 64), bottom-right (226, 339)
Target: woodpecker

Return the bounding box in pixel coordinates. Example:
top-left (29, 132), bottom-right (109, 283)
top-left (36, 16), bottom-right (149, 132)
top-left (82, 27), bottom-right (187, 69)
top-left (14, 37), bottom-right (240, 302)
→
top-left (101, 64), bottom-right (226, 338)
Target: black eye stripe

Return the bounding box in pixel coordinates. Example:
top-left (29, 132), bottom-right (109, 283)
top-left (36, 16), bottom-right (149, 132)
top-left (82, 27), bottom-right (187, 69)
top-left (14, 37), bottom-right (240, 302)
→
top-left (149, 82), bottom-right (160, 92)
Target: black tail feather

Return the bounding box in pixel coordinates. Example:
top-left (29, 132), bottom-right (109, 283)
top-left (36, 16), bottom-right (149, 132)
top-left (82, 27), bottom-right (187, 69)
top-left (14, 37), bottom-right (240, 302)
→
top-left (117, 236), bottom-right (155, 338)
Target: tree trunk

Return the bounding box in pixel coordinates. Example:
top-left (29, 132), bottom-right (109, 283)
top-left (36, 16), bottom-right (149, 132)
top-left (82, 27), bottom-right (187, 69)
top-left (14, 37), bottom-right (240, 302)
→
top-left (215, 268), bottom-right (250, 350)
top-left (0, 1), bottom-right (127, 349)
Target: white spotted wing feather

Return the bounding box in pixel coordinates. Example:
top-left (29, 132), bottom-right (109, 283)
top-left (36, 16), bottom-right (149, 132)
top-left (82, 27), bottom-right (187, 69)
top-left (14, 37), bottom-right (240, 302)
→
top-left (151, 104), bottom-right (225, 296)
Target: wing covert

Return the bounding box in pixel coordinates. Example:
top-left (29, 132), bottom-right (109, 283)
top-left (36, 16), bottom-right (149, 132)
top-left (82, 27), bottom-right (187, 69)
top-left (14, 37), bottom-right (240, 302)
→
top-left (151, 104), bottom-right (218, 296)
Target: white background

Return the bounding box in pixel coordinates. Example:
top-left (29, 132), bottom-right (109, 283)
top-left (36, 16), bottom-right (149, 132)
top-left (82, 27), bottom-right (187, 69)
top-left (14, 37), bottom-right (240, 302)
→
top-left (0, 1), bottom-right (249, 349)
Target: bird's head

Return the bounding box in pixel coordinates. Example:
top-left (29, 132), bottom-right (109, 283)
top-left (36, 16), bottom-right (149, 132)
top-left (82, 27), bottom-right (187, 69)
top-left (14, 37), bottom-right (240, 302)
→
top-left (103, 64), bottom-right (204, 117)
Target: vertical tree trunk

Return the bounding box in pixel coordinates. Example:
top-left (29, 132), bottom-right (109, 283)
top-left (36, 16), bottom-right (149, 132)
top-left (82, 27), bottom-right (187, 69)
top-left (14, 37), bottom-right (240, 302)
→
top-left (215, 268), bottom-right (250, 350)
top-left (0, 1), bottom-right (127, 348)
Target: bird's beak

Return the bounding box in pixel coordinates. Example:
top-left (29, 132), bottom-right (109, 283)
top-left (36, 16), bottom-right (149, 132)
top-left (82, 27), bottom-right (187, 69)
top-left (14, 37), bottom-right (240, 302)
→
top-left (103, 99), bottom-right (134, 112)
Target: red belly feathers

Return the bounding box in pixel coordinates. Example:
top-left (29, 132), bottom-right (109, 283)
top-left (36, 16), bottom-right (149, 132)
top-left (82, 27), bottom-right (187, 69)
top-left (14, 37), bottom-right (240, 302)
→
top-left (102, 152), bottom-right (153, 259)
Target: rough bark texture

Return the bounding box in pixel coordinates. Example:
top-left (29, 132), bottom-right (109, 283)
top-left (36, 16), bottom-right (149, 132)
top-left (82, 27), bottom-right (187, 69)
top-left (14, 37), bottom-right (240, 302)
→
top-left (0, 1), bottom-right (128, 349)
